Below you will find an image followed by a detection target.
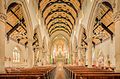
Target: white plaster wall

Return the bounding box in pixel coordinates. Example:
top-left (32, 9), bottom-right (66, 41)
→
top-left (5, 38), bottom-right (28, 67)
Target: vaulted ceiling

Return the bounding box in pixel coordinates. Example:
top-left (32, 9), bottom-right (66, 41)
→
top-left (38, 0), bottom-right (82, 36)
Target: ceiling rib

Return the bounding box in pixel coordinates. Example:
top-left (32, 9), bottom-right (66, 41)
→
top-left (50, 29), bottom-right (71, 36)
top-left (46, 16), bottom-right (74, 28)
top-left (44, 9), bottom-right (76, 23)
top-left (48, 21), bottom-right (72, 31)
top-left (39, 0), bottom-right (81, 36)
top-left (49, 25), bottom-right (71, 34)
top-left (42, 0), bottom-right (78, 17)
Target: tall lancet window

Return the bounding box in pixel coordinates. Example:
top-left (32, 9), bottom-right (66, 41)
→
top-left (13, 47), bottom-right (20, 63)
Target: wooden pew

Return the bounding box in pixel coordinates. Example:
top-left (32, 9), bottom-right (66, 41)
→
top-left (75, 72), bottom-right (120, 79)
top-left (0, 66), bottom-right (56, 79)
top-left (64, 66), bottom-right (120, 79)
top-left (0, 73), bottom-right (45, 79)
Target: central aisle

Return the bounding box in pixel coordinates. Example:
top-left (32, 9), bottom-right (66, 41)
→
top-left (54, 62), bottom-right (67, 79)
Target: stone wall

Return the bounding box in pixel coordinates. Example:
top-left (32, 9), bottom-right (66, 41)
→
top-left (5, 38), bottom-right (28, 67)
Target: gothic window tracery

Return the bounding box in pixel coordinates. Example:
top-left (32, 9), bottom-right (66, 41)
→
top-left (13, 47), bottom-right (20, 63)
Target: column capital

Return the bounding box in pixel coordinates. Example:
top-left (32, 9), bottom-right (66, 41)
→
top-left (113, 11), bottom-right (120, 22)
top-left (77, 46), bottom-right (81, 50)
top-left (86, 37), bottom-right (92, 43)
top-left (0, 13), bottom-right (6, 23)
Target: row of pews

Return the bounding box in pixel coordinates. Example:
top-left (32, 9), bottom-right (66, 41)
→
top-left (64, 65), bottom-right (120, 79)
top-left (0, 66), bottom-right (56, 79)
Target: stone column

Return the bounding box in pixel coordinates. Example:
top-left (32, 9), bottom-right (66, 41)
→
top-left (34, 51), bottom-right (37, 66)
top-left (39, 47), bottom-right (43, 64)
top-left (72, 52), bottom-right (76, 65)
top-left (114, 11), bottom-right (120, 71)
top-left (87, 37), bottom-right (92, 67)
top-left (68, 41), bottom-right (72, 64)
top-left (78, 47), bottom-right (82, 66)
top-left (42, 46), bottom-right (47, 65)
top-left (27, 38), bottom-right (34, 67)
top-left (0, 0), bottom-right (6, 73)
top-left (27, 23), bottom-right (34, 67)
top-left (113, 0), bottom-right (120, 71)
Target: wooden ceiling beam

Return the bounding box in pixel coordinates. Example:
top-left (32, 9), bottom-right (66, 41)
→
top-left (46, 16), bottom-right (74, 29)
top-left (7, 22), bottom-right (21, 36)
top-left (100, 9), bottom-right (110, 20)
top-left (102, 22), bottom-right (114, 32)
top-left (48, 21), bottom-right (72, 32)
top-left (50, 29), bottom-right (71, 36)
top-left (6, 22), bottom-right (19, 32)
top-left (93, 9), bottom-right (111, 31)
top-left (10, 9), bottom-right (27, 32)
top-left (42, 0), bottom-right (78, 17)
top-left (49, 25), bottom-right (71, 34)
top-left (100, 22), bottom-right (113, 36)
top-left (45, 9), bottom-right (75, 24)
top-left (38, 0), bottom-right (42, 9)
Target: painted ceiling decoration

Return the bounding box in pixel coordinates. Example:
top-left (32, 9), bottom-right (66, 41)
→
top-left (38, 0), bottom-right (81, 36)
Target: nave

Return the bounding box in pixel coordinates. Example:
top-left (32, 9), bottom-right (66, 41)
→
top-left (1, 63), bottom-right (120, 79)
top-left (1, 0), bottom-right (120, 79)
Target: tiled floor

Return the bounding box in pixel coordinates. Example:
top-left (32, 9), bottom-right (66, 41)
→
top-left (54, 62), bottom-right (67, 79)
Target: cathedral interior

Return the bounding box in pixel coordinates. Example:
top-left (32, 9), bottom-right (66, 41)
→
top-left (0, 0), bottom-right (120, 79)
